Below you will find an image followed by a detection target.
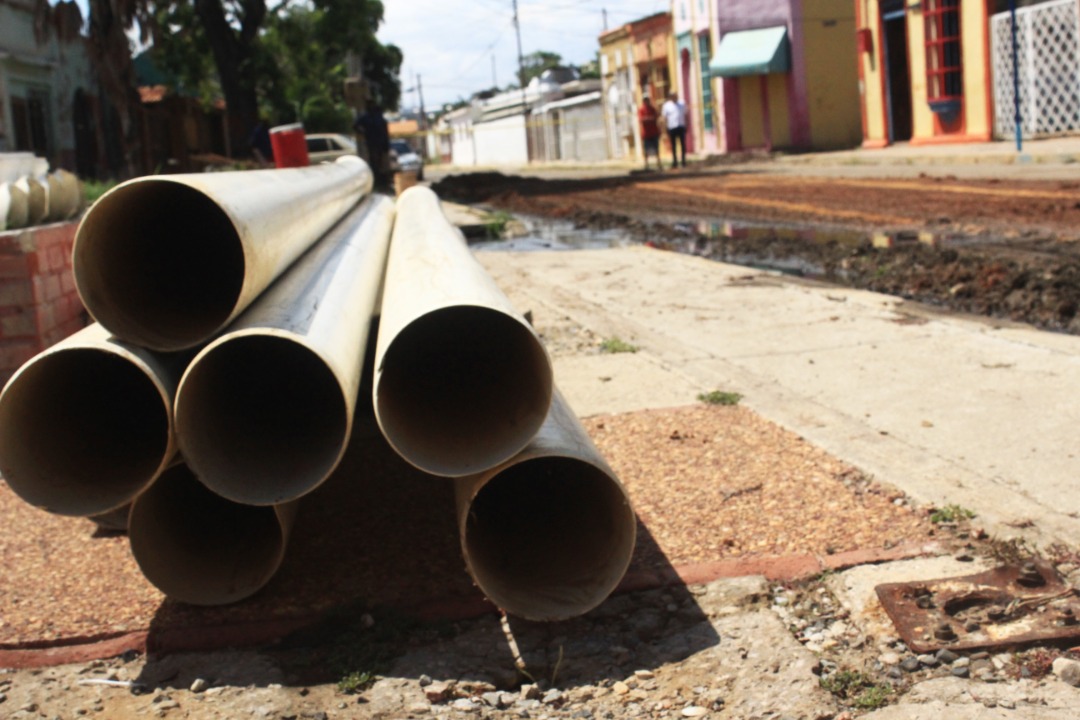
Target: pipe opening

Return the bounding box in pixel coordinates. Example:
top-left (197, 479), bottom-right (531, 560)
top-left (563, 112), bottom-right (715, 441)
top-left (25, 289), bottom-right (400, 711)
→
top-left (177, 335), bottom-right (348, 505)
top-left (377, 306), bottom-right (552, 476)
top-left (73, 181), bottom-right (245, 350)
top-left (463, 457), bottom-right (636, 620)
top-left (0, 350), bottom-right (170, 516)
top-left (129, 464), bottom-right (285, 605)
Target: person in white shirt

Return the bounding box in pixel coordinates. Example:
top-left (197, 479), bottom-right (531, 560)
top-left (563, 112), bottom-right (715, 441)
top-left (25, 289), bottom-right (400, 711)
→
top-left (660, 92), bottom-right (688, 169)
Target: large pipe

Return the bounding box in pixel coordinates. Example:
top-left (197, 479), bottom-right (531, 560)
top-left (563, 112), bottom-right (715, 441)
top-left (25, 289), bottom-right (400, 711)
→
top-left (374, 185), bottom-right (552, 477)
top-left (455, 389), bottom-right (636, 621)
top-left (0, 323), bottom-right (183, 517)
top-left (2, 181), bottom-right (28, 230)
top-left (174, 195), bottom-right (395, 505)
top-left (72, 157), bottom-right (372, 351)
top-left (128, 462), bottom-right (297, 605)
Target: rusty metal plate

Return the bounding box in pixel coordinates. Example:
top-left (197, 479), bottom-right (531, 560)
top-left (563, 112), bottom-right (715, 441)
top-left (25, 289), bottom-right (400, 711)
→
top-left (876, 558), bottom-right (1080, 654)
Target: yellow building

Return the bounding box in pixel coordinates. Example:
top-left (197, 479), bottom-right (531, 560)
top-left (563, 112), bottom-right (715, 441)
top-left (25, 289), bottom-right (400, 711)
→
top-left (599, 12), bottom-right (675, 161)
top-left (856, 0), bottom-right (996, 146)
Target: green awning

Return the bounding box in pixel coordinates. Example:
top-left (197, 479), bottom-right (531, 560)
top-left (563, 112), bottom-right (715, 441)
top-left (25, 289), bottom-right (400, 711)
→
top-left (709, 26), bottom-right (790, 78)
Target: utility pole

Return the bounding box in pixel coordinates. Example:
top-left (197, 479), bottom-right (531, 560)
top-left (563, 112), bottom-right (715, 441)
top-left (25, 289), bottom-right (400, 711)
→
top-left (492, 54), bottom-right (497, 88)
top-left (512, 0), bottom-right (527, 115)
top-left (416, 73), bottom-right (427, 130)
top-left (602, 8), bottom-right (608, 31)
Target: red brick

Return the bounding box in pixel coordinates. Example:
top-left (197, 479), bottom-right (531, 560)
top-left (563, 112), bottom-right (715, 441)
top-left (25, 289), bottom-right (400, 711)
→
top-left (0, 230), bottom-right (32, 255)
top-left (59, 269), bottom-right (77, 295)
top-left (0, 255), bottom-right (32, 280)
top-left (0, 309), bottom-right (37, 338)
top-left (46, 245), bottom-right (66, 272)
top-left (0, 339), bottom-right (42, 371)
top-left (29, 222), bottom-right (77, 250)
top-left (35, 303), bottom-right (57, 334)
top-left (39, 274), bottom-right (62, 302)
top-left (0, 280), bottom-right (34, 308)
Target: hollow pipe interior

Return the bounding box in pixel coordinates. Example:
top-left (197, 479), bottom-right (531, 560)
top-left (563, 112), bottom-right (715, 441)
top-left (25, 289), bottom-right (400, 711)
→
top-left (74, 181), bottom-right (245, 350)
top-left (128, 464), bottom-right (287, 606)
top-left (0, 350), bottom-right (171, 516)
top-left (176, 334), bottom-right (348, 505)
top-left (376, 306), bottom-right (552, 477)
top-left (462, 456), bottom-right (637, 621)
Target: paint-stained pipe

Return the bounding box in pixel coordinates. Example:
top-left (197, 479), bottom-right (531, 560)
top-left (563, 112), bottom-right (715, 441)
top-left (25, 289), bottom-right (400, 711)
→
top-left (3, 181), bottom-right (28, 230)
top-left (455, 390), bottom-right (636, 621)
top-left (128, 463), bottom-right (297, 605)
top-left (175, 195), bottom-right (395, 505)
top-left (0, 324), bottom-right (183, 517)
top-left (72, 157), bottom-right (372, 351)
top-left (15, 176), bottom-right (46, 226)
top-left (374, 186), bottom-right (552, 477)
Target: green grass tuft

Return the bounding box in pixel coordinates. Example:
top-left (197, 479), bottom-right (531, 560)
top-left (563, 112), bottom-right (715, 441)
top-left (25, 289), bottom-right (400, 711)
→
top-left (698, 390), bottom-right (742, 406)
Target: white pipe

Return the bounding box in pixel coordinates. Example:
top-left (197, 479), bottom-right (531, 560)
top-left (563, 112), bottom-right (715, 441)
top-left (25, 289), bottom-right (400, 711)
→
top-left (374, 185), bottom-right (553, 477)
top-left (3, 181), bottom-right (28, 230)
top-left (72, 157), bottom-right (372, 351)
top-left (128, 462), bottom-right (297, 605)
top-left (455, 389), bottom-right (637, 621)
top-left (175, 195), bottom-right (395, 505)
top-left (0, 323), bottom-right (183, 517)
top-left (14, 176), bottom-right (46, 226)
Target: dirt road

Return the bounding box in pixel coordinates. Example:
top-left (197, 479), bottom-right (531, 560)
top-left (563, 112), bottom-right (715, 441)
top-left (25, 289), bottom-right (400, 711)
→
top-left (433, 170), bottom-right (1080, 335)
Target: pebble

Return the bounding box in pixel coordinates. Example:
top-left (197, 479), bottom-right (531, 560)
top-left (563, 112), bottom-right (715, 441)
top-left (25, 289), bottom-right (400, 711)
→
top-left (425, 682), bottom-right (453, 703)
top-left (0, 693), bottom-right (5, 704)
top-left (936, 649), bottom-right (960, 664)
top-left (633, 670), bottom-right (655, 680)
top-left (681, 707), bottom-right (707, 717)
top-left (1052, 657), bottom-right (1080, 687)
top-left (190, 678), bottom-right (208, 693)
top-left (917, 654), bottom-right (938, 667)
top-left (541, 690), bottom-right (563, 705)
top-left (407, 704), bottom-right (431, 715)
top-left (900, 657), bottom-right (922, 673)
top-left (951, 666), bottom-right (970, 679)
top-left (521, 684), bottom-right (542, 700)
top-left (419, 675), bottom-right (433, 687)
top-left (612, 681), bottom-right (630, 695)
top-left (879, 652), bottom-right (900, 665)
top-left (482, 692), bottom-right (504, 708)
top-left (451, 698), bottom-right (479, 712)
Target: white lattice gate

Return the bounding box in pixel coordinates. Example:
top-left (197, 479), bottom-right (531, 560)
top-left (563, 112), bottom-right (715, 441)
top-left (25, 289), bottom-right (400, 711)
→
top-left (991, 0), bottom-right (1080, 138)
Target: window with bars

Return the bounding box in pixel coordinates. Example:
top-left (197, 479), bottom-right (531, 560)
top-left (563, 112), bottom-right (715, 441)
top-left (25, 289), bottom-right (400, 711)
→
top-left (698, 32), bottom-right (713, 131)
top-left (924, 0), bottom-right (963, 104)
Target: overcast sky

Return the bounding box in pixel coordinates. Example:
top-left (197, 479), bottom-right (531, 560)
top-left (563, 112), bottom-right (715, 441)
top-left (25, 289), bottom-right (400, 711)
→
top-left (379, 0), bottom-right (669, 112)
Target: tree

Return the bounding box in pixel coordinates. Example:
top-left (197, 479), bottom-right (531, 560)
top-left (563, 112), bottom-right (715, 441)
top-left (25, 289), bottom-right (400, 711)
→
top-left (517, 50), bottom-right (562, 87)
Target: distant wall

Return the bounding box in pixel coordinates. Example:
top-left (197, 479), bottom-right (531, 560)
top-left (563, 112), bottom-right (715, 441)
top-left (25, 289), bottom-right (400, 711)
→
top-left (0, 219), bottom-right (88, 385)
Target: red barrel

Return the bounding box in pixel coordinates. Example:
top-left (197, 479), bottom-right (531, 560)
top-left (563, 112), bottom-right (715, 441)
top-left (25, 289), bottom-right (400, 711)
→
top-left (269, 123), bottom-right (310, 168)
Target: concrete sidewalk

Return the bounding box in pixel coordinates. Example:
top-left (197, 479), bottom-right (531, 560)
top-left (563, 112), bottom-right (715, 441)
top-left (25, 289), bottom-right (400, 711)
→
top-left (478, 246), bottom-right (1080, 550)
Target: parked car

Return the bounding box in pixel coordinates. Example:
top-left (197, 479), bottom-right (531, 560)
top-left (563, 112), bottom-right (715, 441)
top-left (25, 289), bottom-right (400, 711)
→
top-left (389, 139), bottom-right (423, 180)
top-left (304, 133), bottom-right (357, 164)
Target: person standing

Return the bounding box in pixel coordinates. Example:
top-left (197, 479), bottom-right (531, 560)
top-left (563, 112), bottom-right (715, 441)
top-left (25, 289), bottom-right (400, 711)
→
top-left (661, 91), bottom-right (688, 169)
top-left (637, 94), bottom-right (661, 171)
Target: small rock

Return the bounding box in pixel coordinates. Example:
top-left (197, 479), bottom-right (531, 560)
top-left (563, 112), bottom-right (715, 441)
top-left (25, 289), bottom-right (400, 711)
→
top-left (900, 656), bottom-right (922, 673)
top-left (936, 649), bottom-right (960, 664)
top-left (190, 678), bottom-right (208, 693)
top-left (879, 652), bottom-right (900, 665)
top-left (634, 670), bottom-right (655, 680)
top-left (999, 699), bottom-right (1016, 710)
top-left (406, 703), bottom-right (431, 715)
top-left (0, 693), bottom-right (5, 704)
top-left (418, 675), bottom-right (432, 687)
top-left (613, 681), bottom-right (630, 695)
top-left (482, 692), bottom-right (504, 708)
top-left (1053, 657), bottom-right (1080, 687)
top-left (360, 613), bottom-right (375, 629)
top-left (951, 666), bottom-right (970, 679)
top-left (450, 698), bottom-right (479, 712)
top-left (682, 707), bottom-right (708, 717)
top-left (520, 684), bottom-right (541, 700)
top-left (424, 681), bottom-right (453, 703)
top-left (541, 689), bottom-right (563, 705)
top-left (953, 657), bottom-right (971, 669)
top-left (918, 654), bottom-right (939, 667)
top-left (21, 703), bottom-right (39, 713)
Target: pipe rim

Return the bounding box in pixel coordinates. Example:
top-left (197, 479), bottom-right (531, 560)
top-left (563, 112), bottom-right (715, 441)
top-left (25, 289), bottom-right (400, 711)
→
top-left (0, 346), bottom-right (173, 516)
top-left (375, 305), bottom-right (553, 477)
top-left (176, 330), bottom-right (350, 505)
top-left (129, 464), bottom-right (288, 605)
top-left (461, 455), bottom-right (637, 621)
top-left (73, 178), bottom-right (246, 351)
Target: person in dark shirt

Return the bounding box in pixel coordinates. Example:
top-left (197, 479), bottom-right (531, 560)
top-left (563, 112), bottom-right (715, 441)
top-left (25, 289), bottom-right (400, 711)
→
top-left (354, 103), bottom-right (390, 187)
top-left (249, 120), bottom-right (273, 166)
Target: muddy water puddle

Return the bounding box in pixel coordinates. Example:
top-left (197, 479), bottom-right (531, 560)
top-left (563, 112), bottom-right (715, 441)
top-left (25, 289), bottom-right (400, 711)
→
top-left (471, 214), bottom-right (975, 279)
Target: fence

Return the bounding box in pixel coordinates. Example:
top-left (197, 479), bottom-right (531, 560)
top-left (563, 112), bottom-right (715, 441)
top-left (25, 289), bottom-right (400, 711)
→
top-left (991, 0), bottom-right (1080, 138)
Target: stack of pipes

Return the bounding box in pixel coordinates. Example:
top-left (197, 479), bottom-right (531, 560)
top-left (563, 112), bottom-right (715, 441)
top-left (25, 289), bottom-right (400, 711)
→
top-left (0, 152), bottom-right (82, 231)
top-left (0, 159), bottom-right (636, 622)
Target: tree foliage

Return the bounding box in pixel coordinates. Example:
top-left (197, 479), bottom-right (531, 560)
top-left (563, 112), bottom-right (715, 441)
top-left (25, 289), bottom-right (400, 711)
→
top-left (35, 0), bottom-right (402, 166)
top-left (517, 50), bottom-right (563, 87)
